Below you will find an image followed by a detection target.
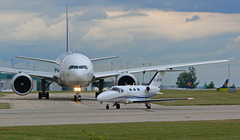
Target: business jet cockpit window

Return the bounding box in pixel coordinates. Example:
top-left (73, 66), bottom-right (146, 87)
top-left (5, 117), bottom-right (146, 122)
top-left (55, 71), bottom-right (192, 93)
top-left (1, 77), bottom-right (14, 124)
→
top-left (110, 87), bottom-right (124, 93)
top-left (68, 65), bottom-right (88, 70)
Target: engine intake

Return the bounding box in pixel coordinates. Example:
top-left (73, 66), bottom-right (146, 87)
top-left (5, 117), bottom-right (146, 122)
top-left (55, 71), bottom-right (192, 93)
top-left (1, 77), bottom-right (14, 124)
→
top-left (11, 73), bottom-right (33, 96)
top-left (116, 73), bottom-right (137, 85)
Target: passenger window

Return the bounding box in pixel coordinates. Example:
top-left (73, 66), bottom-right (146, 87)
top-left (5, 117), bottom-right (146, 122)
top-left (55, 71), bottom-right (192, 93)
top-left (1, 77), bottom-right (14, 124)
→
top-left (129, 88), bottom-right (132, 91)
top-left (133, 88), bottom-right (136, 91)
top-left (137, 88), bottom-right (140, 91)
top-left (120, 89), bottom-right (124, 93)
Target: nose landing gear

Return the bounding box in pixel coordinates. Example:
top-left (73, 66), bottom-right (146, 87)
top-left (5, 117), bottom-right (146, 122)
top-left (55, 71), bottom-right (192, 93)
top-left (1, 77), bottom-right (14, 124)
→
top-left (74, 93), bottom-right (81, 101)
top-left (73, 86), bottom-right (82, 101)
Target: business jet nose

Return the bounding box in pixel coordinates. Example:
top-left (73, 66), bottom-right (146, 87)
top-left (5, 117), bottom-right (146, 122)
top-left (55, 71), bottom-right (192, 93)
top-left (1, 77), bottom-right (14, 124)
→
top-left (97, 92), bottom-right (109, 102)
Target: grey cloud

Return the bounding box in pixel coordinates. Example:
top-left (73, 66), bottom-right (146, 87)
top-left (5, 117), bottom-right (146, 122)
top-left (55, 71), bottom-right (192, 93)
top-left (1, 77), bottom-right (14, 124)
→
top-left (111, 11), bottom-right (147, 19)
top-left (185, 15), bottom-right (200, 22)
top-left (73, 8), bottom-right (107, 22)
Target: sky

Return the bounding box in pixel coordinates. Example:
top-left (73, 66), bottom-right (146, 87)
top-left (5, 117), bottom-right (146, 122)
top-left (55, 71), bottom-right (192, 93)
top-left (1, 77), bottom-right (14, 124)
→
top-left (0, 0), bottom-right (240, 87)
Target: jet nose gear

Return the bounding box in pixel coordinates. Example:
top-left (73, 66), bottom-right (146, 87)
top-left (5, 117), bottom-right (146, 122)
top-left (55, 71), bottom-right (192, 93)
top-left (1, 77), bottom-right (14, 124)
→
top-left (74, 86), bottom-right (82, 101)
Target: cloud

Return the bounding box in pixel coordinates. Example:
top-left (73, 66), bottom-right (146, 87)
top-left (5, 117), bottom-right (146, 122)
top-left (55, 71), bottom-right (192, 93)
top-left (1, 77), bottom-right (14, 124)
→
top-left (185, 15), bottom-right (200, 22)
top-left (82, 27), bottom-right (133, 48)
top-left (73, 8), bottom-right (107, 22)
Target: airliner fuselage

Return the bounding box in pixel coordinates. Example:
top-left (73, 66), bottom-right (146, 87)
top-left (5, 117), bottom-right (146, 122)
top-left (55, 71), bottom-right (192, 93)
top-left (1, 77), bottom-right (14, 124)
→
top-left (57, 53), bottom-right (94, 87)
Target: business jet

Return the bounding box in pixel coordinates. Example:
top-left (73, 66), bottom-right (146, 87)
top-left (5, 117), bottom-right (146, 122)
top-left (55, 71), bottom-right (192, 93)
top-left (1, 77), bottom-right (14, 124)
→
top-left (0, 8), bottom-right (232, 101)
top-left (84, 70), bottom-right (194, 109)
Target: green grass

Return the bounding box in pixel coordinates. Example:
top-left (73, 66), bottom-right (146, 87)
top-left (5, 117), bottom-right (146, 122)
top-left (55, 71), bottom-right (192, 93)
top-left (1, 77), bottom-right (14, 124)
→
top-left (0, 103), bottom-right (10, 109)
top-left (0, 120), bottom-right (240, 140)
top-left (0, 94), bottom-right (10, 109)
top-left (155, 90), bottom-right (240, 106)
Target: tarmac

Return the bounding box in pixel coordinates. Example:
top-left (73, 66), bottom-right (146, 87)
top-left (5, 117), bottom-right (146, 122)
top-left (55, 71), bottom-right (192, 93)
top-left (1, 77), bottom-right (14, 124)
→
top-left (0, 93), bottom-right (240, 126)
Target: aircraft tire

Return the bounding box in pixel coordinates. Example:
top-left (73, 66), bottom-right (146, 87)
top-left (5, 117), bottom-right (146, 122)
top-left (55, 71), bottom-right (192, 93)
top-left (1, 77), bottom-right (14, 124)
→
top-left (116, 103), bottom-right (120, 109)
top-left (146, 103), bottom-right (151, 109)
top-left (78, 95), bottom-right (81, 101)
top-left (106, 104), bottom-right (109, 110)
top-left (46, 92), bottom-right (49, 99)
top-left (38, 92), bottom-right (42, 99)
top-left (74, 95), bottom-right (77, 101)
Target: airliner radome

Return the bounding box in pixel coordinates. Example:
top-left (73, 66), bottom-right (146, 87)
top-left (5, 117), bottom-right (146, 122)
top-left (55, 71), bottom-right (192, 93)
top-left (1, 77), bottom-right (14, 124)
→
top-left (0, 8), bottom-right (232, 100)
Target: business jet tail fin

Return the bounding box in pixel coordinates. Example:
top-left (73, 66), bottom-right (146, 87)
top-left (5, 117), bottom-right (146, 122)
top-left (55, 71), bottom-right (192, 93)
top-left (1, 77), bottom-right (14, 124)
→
top-left (148, 71), bottom-right (165, 88)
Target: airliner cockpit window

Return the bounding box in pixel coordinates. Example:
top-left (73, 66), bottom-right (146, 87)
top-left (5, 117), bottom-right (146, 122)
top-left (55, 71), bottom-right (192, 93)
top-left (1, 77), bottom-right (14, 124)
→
top-left (69, 65), bottom-right (88, 70)
top-left (79, 65), bottom-right (88, 69)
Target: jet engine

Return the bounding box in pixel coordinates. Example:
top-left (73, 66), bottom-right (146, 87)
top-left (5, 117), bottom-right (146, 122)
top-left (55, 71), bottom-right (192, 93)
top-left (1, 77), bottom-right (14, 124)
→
top-left (11, 73), bottom-right (33, 96)
top-left (116, 73), bottom-right (137, 85)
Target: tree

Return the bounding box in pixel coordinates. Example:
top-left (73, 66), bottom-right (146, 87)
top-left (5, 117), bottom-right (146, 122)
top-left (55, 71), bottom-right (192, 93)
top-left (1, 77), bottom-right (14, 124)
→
top-left (176, 66), bottom-right (199, 88)
top-left (206, 81), bottom-right (215, 89)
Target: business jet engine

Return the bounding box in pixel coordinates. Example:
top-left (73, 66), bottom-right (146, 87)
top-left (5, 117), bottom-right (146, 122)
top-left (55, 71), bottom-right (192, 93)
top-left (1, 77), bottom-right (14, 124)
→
top-left (11, 73), bottom-right (33, 96)
top-left (116, 73), bottom-right (137, 85)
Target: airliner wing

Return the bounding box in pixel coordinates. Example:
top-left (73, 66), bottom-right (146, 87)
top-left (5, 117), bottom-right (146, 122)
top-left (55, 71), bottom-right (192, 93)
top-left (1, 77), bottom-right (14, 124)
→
top-left (0, 67), bottom-right (57, 82)
top-left (94, 58), bottom-right (232, 80)
top-left (131, 97), bottom-right (194, 103)
top-left (15, 56), bottom-right (60, 65)
top-left (91, 56), bottom-right (119, 62)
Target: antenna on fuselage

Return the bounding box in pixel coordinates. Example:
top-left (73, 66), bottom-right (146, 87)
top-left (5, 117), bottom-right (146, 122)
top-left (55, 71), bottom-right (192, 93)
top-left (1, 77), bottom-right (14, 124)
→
top-left (66, 6), bottom-right (71, 54)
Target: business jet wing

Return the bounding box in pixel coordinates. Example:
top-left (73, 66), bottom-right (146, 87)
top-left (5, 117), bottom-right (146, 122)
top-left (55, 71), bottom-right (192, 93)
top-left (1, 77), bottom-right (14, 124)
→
top-left (0, 67), bottom-right (57, 82)
top-left (130, 97), bottom-right (194, 103)
top-left (94, 58), bottom-right (232, 80)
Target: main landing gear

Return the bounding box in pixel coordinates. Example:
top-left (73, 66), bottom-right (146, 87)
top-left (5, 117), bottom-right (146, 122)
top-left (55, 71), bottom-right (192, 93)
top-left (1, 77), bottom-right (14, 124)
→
top-left (145, 102), bottom-right (151, 109)
top-left (38, 79), bottom-right (52, 99)
top-left (93, 79), bottom-right (104, 98)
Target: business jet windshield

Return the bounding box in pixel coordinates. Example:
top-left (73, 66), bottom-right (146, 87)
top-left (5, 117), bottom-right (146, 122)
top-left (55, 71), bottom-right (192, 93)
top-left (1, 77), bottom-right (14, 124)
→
top-left (110, 87), bottom-right (124, 93)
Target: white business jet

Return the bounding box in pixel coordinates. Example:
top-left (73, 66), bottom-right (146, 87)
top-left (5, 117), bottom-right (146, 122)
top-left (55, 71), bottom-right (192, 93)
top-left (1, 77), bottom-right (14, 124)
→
top-left (0, 8), bottom-right (232, 101)
top-left (85, 71), bottom-right (194, 109)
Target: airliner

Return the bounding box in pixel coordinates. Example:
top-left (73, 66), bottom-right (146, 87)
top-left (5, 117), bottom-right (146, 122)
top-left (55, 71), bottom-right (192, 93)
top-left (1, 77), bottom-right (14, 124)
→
top-left (220, 79), bottom-right (228, 88)
top-left (86, 71), bottom-right (194, 109)
top-left (0, 8), bottom-right (232, 100)
top-left (185, 79), bottom-right (193, 89)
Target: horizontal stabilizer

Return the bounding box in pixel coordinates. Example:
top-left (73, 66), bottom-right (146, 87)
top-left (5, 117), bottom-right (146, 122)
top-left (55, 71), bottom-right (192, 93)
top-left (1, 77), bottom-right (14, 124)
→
top-left (16, 56), bottom-right (60, 65)
top-left (91, 56), bottom-right (119, 62)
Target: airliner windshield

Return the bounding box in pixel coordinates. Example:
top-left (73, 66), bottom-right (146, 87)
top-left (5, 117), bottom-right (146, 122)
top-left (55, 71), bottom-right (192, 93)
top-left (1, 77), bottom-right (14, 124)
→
top-left (68, 65), bottom-right (88, 70)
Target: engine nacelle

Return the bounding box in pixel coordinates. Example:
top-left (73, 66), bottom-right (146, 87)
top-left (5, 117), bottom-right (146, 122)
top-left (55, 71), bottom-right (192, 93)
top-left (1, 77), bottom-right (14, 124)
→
top-left (11, 73), bottom-right (33, 96)
top-left (116, 73), bottom-right (137, 85)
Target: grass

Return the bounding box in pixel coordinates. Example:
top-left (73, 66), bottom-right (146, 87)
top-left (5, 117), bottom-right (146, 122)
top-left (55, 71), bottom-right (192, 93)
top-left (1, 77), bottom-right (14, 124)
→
top-left (0, 94), bottom-right (10, 109)
top-left (154, 90), bottom-right (240, 106)
top-left (0, 120), bottom-right (240, 139)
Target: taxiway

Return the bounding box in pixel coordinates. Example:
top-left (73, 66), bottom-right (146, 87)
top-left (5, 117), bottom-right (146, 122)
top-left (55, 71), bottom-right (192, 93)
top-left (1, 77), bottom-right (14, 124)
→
top-left (0, 93), bottom-right (240, 126)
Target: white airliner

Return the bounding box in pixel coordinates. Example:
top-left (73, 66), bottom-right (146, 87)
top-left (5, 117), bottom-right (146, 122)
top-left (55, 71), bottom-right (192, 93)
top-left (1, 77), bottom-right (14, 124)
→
top-left (83, 70), bottom-right (194, 109)
top-left (0, 8), bottom-right (232, 101)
